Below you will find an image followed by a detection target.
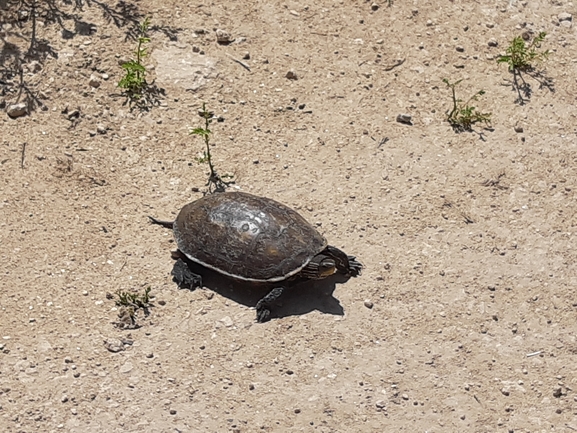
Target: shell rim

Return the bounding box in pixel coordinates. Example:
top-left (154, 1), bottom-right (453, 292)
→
top-left (178, 239), bottom-right (328, 283)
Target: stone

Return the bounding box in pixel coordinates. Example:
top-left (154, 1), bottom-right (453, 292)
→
top-left (286, 70), bottom-right (298, 80)
top-left (364, 300), bottom-right (374, 309)
top-left (220, 316), bottom-right (234, 327)
top-left (488, 38), bottom-right (498, 47)
top-left (7, 103), bottom-right (28, 118)
top-left (119, 361), bottom-right (133, 373)
top-left (88, 75), bottom-right (101, 88)
top-left (396, 114), bottom-right (412, 125)
top-left (104, 338), bottom-right (125, 353)
top-left (558, 12), bottom-right (572, 22)
top-left (216, 29), bottom-right (234, 44)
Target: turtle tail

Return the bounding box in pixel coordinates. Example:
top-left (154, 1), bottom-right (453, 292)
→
top-left (148, 216), bottom-right (174, 229)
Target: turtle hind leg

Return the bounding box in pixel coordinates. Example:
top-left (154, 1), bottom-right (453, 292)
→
top-left (171, 258), bottom-right (202, 290)
top-left (324, 245), bottom-right (363, 277)
top-left (255, 287), bottom-right (285, 323)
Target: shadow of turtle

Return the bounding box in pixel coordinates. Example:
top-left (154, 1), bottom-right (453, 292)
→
top-left (179, 259), bottom-right (347, 321)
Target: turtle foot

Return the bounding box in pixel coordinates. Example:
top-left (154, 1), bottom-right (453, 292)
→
top-left (347, 256), bottom-right (363, 277)
top-left (171, 258), bottom-right (202, 290)
top-left (255, 287), bottom-right (284, 323)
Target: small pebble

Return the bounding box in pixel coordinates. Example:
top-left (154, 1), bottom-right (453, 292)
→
top-left (249, 384), bottom-right (255, 390)
top-left (286, 70), bottom-right (298, 80)
top-left (220, 316), bottom-right (234, 327)
top-left (88, 75), bottom-right (101, 88)
top-left (371, 3), bottom-right (379, 11)
top-left (6, 103), bottom-right (28, 118)
top-left (71, 408), bottom-right (77, 415)
top-left (364, 300), bottom-right (374, 309)
top-left (61, 395), bottom-right (69, 403)
top-left (558, 12), bottom-right (572, 22)
top-left (96, 124), bottom-right (107, 134)
top-left (243, 52), bottom-right (250, 60)
top-left (402, 394), bottom-right (409, 400)
top-left (501, 388), bottom-right (510, 396)
top-left (396, 114), bottom-right (412, 125)
top-left (170, 409), bottom-right (177, 415)
top-left (216, 29), bottom-right (234, 44)
top-left (375, 400), bottom-right (386, 409)
top-left (456, 45), bottom-right (464, 52)
top-left (294, 408), bottom-right (301, 414)
top-left (488, 38), bottom-right (498, 47)
top-left (514, 126), bottom-right (524, 133)
top-left (104, 338), bottom-right (125, 353)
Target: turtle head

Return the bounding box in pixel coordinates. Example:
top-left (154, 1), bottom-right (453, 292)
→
top-left (301, 255), bottom-right (337, 279)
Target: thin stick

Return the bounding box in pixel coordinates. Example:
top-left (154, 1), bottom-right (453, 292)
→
top-left (225, 53), bottom-right (251, 72)
top-left (21, 142), bottom-right (26, 169)
top-left (526, 351), bottom-right (541, 357)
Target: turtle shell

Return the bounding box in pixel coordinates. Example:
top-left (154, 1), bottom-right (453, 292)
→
top-left (173, 192), bottom-right (327, 282)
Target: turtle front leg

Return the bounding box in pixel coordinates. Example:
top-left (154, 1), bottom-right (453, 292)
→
top-left (171, 258), bottom-right (203, 290)
top-left (255, 287), bottom-right (285, 323)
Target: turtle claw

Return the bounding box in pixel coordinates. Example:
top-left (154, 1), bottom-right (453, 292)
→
top-left (171, 258), bottom-right (202, 290)
top-left (347, 256), bottom-right (363, 277)
top-left (255, 287), bottom-right (284, 323)
top-left (255, 304), bottom-right (271, 323)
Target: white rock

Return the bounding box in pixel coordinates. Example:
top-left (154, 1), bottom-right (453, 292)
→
top-left (216, 29), bottom-right (234, 44)
top-left (119, 361), bottom-right (133, 373)
top-left (7, 103), bottom-right (28, 118)
top-left (220, 316), bottom-right (234, 327)
top-left (558, 12), bottom-right (572, 22)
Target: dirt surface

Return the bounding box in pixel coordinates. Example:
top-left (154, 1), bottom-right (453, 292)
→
top-left (2, 1), bottom-right (577, 432)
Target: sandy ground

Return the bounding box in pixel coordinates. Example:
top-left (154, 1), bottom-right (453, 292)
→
top-left (1, 0), bottom-right (577, 432)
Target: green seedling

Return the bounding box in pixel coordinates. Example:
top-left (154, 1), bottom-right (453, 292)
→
top-left (118, 17), bottom-right (151, 101)
top-left (191, 103), bottom-right (235, 194)
top-left (113, 287), bottom-right (152, 329)
top-left (497, 32), bottom-right (549, 71)
top-left (443, 78), bottom-right (492, 132)
top-left (115, 286), bottom-right (151, 309)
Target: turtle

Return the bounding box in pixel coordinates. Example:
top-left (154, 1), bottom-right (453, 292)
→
top-left (149, 191), bottom-right (362, 322)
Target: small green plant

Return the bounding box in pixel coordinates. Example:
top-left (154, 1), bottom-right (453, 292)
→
top-left (191, 103), bottom-right (235, 193)
top-left (115, 286), bottom-right (152, 309)
top-left (443, 79), bottom-right (492, 132)
top-left (112, 287), bottom-right (152, 329)
top-left (497, 32), bottom-right (550, 71)
top-left (118, 17), bottom-right (151, 101)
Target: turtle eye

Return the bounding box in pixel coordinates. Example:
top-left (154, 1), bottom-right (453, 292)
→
top-left (319, 259), bottom-right (336, 277)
